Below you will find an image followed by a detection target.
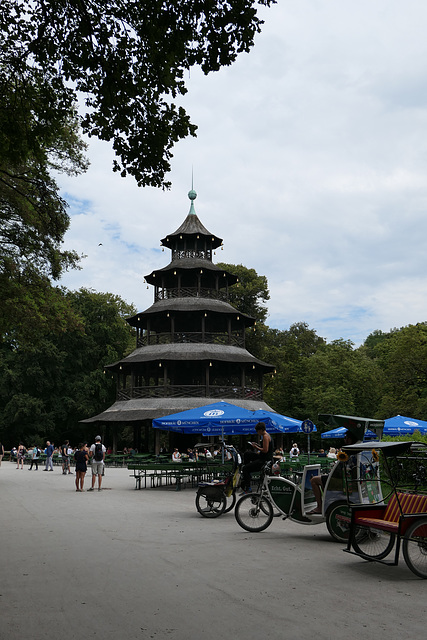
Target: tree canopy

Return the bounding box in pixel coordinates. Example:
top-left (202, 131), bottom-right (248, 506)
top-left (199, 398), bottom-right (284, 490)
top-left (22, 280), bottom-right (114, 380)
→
top-left (1, 0), bottom-right (274, 188)
top-left (0, 288), bottom-right (136, 446)
top-left (0, 64), bottom-right (89, 344)
top-left (217, 262), bottom-right (270, 323)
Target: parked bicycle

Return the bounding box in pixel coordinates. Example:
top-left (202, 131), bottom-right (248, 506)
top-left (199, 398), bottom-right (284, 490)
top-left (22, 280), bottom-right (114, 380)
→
top-left (195, 443), bottom-right (242, 518)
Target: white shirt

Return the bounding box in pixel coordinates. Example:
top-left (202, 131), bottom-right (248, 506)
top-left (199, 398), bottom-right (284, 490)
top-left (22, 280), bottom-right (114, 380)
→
top-left (90, 442), bottom-right (106, 462)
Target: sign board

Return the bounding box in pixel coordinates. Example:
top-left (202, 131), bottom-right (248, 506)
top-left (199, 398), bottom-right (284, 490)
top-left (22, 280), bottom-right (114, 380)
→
top-left (301, 419), bottom-right (315, 434)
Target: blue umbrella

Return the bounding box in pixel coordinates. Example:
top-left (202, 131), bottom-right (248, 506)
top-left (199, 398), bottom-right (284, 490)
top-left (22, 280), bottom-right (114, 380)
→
top-left (251, 410), bottom-right (313, 433)
top-left (321, 427), bottom-right (378, 440)
top-left (152, 402), bottom-right (306, 435)
top-left (384, 415), bottom-right (427, 435)
top-left (152, 401), bottom-right (263, 435)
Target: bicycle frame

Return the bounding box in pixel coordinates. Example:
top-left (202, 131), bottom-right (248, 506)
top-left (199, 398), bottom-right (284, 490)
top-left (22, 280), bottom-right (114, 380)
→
top-left (260, 464), bottom-right (325, 524)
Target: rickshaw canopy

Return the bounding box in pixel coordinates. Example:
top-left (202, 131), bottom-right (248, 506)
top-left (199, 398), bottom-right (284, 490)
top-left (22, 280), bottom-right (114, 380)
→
top-left (342, 440), bottom-right (423, 455)
top-left (319, 414), bottom-right (385, 441)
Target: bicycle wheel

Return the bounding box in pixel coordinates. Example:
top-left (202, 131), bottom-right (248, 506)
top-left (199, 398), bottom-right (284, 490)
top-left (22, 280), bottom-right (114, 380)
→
top-left (223, 492), bottom-right (237, 514)
top-left (326, 501), bottom-right (352, 543)
top-left (235, 493), bottom-right (274, 532)
top-left (402, 518), bottom-right (427, 579)
top-left (195, 491), bottom-right (226, 518)
top-left (351, 524), bottom-right (395, 560)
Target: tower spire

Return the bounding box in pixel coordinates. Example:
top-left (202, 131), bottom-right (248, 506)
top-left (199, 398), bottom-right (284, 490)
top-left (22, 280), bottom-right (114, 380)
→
top-left (188, 169), bottom-right (197, 215)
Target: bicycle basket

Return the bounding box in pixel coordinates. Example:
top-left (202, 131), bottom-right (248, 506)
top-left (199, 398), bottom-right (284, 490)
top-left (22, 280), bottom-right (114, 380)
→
top-left (197, 482), bottom-right (225, 499)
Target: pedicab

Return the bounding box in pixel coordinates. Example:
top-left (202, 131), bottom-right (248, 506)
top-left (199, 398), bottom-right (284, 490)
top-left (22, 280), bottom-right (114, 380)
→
top-left (195, 443), bottom-right (242, 518)
top-left (343, 439), bottom-right (427, 578)
top-left (234, 415), bottom-right (385, 543)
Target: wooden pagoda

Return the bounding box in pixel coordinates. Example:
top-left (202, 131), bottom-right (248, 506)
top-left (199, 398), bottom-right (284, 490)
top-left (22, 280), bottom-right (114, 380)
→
top-left (83, 190), bottom-right (276, 448)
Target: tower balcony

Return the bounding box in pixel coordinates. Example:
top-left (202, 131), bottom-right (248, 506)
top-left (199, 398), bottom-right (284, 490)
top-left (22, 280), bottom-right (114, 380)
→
top-left (117, 385), bottom-right (263, 401)
top-left (137, 331), bottom-right (245, 348)
top-left (154, 287), bottom-right (229, 302)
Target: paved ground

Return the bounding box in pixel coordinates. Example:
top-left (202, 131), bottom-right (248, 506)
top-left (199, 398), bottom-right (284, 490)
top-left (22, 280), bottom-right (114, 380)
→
top-left (1, 461), bottom-right (426, 640)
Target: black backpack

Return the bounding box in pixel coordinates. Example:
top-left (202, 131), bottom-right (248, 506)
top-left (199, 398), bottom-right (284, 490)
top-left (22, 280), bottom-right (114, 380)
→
top-left (94, 443), bottom-right (103, 461)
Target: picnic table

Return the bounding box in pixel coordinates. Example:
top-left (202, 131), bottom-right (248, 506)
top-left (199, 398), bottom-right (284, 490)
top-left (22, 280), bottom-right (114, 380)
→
top-left (128, 460), bottom-right (232, 490)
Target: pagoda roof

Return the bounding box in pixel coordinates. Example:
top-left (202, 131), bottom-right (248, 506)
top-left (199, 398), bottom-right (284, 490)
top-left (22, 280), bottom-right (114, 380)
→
top-left (106, 343), bottom-right (274, 370)
top-left (160, 189), bottom-right (223, 248)
top-left (145, 257), bottom-right (237, 282)
top-left (127, 297), bottom-right (254, 325)
top-left (81, 397), bottom-right (276, 423)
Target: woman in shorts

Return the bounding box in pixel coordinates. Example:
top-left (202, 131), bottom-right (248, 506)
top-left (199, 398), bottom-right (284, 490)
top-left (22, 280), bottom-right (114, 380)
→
top-left (74, 443), bottom-right (88, 492)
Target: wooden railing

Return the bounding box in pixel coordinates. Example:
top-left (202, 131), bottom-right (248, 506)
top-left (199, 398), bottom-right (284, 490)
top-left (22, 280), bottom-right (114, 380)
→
top-left (154, 287), bottom-right (229, 302)
top-left (137, 332), bottom-right (244, 348)
top-left (117, 385), bottom-right (263, 401)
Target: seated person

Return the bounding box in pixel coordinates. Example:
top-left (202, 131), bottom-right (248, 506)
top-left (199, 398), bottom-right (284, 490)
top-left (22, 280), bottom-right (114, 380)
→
top-left (289, 443), bottom-right (300, 459)
top-left (172, 448), bottom-right (182, 462)
top-left (317, 448), bottom-right (327, 457)
top-left (240, 422), bottom-right (273, 494)
top-left (327, 447), bottom-right (337, 459)
top-left (309, 431), bottom-right (357, 514)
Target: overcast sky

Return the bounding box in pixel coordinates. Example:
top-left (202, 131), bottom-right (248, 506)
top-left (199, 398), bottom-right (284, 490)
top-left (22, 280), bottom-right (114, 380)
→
top-left (57, 0), bottom-right (427, 347)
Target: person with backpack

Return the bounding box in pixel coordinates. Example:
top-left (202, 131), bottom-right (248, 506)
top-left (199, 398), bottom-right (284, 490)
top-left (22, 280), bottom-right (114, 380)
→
top-left (87, 435), bottom-right (106, 492)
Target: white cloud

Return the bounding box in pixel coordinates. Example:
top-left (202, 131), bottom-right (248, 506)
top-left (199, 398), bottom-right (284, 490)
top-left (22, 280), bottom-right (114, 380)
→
top-left (58, 0), bottom-right (427, 345)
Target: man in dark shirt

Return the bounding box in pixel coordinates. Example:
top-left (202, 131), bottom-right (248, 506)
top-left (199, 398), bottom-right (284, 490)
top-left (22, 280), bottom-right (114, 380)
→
top-left (44, 441), bottom-right (55, 471)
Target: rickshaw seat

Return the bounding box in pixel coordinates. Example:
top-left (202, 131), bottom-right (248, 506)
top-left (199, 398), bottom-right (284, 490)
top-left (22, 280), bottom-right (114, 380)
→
top-left (354, 492), bottom-right (427, 534)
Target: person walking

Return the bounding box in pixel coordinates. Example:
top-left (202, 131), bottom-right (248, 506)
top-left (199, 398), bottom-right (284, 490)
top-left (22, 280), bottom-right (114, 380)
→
top-left (16, 442), bottom-right (26, 469)
top-left (44, 441), bottom-right (54, 471)
top-left (0, 441), bottom-right (4, 466)
top-left (61, 440), bottom-right (72, 475)
top-left (29, 445), bottom-right (40, 470)
top-left (87, 435), bottom-right (106, 492)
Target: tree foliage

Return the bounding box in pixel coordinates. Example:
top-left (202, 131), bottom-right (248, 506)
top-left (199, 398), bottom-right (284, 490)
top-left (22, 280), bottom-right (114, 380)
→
top-left (0, 64), bottom-right (88, 279)
top-left (262, 322), bottom-right (326, 417)
top-left (0, 288), bottom-right (136, 447)
top-left (365, 323), bottom-right (427, 419)
top-left (0, 63), bottom-right (89, 344)
top-left (217, 262), bottom-right (270, 323)
top-left (1, 0), bottom-right (274, 188)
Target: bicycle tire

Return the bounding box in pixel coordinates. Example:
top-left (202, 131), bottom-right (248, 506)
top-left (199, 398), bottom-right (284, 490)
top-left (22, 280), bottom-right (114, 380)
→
top-left (351, 524), bottom-right (395, 560)
top-left (325, 501), bottom-right (352, 543)
top-left (223, 492), bottom-right (237, 514)
top-left (402, 517), bottom-right (427, 579)
top-left (235, 493), bottom-right (274, 532)
top-left (195, 491), bottom-right (226, 518)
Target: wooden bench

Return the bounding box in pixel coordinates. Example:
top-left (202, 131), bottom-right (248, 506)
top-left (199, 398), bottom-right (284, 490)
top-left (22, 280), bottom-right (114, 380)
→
top-left (352, 491), bottom-right (427, 536)
top-left (128, 464), bottom-right (194, 490)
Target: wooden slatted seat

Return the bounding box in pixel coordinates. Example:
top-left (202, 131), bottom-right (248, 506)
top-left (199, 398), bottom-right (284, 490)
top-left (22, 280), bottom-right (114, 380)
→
top-left (354, 492), bottom-right (427, 535)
